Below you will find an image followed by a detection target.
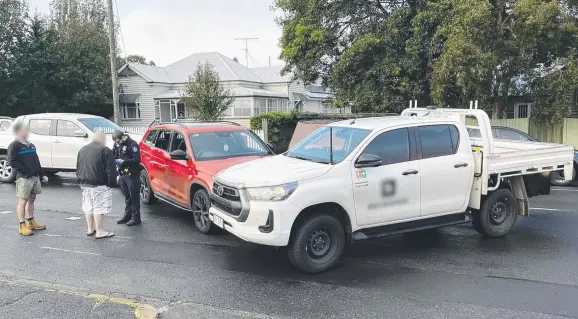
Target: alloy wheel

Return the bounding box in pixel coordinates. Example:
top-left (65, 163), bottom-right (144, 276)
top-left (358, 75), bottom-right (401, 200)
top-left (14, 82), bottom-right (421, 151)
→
top-left (193, 193), bottom-right (210, 231)
top-left (0, 160), bottom-right (12, 179)
top-left (140, 174), bottom-right (150, 202)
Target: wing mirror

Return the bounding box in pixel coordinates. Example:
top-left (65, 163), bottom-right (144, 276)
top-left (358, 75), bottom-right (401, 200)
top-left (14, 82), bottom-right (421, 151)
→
top-left (169, 149), bottom-right (188, 161)
top-left (267, 143), bottom-right (276, 152)
top-left (355, 154), bottom-right (382, 168)
top-left (74, 130), bottom-right (88, 138)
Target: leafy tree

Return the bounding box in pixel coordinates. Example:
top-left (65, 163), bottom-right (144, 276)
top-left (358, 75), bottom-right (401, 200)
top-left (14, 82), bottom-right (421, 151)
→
top-left (125, 54), bottom-right (155, 66)
top-left (182, 61), bottom-right (234, 121)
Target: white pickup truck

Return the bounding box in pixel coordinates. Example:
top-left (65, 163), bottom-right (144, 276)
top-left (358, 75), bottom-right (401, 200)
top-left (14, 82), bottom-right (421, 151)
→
top-left (208, 107), bottom-right (574, 273)
top-left (0, 113), bottom-right (142, 183)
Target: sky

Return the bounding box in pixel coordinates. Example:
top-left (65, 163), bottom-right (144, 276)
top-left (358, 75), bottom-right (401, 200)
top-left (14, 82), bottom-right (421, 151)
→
top-left (27, 0), bottom-right (284, 67)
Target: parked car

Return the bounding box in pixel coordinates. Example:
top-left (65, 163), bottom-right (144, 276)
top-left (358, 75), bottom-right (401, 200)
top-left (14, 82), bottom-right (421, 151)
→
top-left (0, 113), bottom-right (143, 183)
top-left (0, 117), bottom-right (14, 181)
top-left (208, 107), bottom-right (574, 273)
top-left (138, 122), bottom-right (275, 233)
top-left (468, 126), bottom-right (578, 186)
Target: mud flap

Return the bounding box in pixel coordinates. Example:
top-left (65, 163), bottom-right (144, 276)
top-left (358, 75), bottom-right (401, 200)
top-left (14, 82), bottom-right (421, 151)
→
top-left (510, 176), bottom-right (529, 216)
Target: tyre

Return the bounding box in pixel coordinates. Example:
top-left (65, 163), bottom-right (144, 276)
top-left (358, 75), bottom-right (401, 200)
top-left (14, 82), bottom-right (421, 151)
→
top-left (139, 170), bottom-right (156, 204)
top-left (288, 214), bottom-right (345, 273)
top-left (192, 189), bottom-right (213, 234)
top-left (551, 168), bottom-right (575, 186)
top-left (472, 188), bottom-right (518, 238)
top-left (0, 154), bottom-right (16, 183)
top-left (44, 171), bottom-right (58, 177)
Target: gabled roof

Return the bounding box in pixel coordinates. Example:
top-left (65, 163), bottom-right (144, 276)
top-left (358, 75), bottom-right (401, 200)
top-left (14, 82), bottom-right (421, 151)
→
top-left (250, 65), bottom-right (293, 83)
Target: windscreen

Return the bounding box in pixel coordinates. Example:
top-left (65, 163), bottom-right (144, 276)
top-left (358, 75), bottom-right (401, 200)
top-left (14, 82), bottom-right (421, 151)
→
top-left (79, 117), bottom-right (123, 133)
top-left (189, 130), bottom-right (270, 160)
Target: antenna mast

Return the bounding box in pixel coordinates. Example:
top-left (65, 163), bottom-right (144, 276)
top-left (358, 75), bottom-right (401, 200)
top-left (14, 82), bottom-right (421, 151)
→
top-left (234, 37), bottom-right (258, 67)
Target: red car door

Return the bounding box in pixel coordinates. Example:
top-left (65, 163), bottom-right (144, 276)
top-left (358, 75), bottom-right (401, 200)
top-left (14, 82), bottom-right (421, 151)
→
top-left (165, 130), bottom-right (195, 207)
top-left (147, 130), bottom-right (173, 198)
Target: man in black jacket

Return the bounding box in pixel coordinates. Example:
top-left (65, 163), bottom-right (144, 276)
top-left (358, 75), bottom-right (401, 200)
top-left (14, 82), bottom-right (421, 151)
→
top-left (77, 132), bottom-right (117, 239)
top-left (111, 130), bottom-right (142, 226)
top-left (7, 121), bottom-right (48, 236)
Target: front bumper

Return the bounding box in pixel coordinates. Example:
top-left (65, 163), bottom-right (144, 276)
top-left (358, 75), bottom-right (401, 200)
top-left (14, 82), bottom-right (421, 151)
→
top-left (208, 198), bottom-right (301, 247)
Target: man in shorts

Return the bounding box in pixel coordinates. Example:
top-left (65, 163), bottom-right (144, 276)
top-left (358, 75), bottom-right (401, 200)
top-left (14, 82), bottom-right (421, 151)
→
top-left (7, 121), bottom-right (48, 236)
top-left (76, 132), bottom-right (117, 239)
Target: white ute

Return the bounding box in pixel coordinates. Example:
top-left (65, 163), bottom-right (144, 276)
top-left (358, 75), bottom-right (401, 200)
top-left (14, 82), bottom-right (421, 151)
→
top-left (208, 107), bottom-right (575, 273)
top-left (0, 113), bottom-right (142, 183)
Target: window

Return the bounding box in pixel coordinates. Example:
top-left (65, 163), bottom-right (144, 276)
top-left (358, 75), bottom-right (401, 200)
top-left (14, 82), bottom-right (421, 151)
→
top-left (190, 130), bottom-right (269, 160)
top-left (254, 98), bottom-right (290, 115)
top-left (57, 120), bottom-right (84, 137)
top-left (29, 119), bottom-right (51, 135)
top-left (154, 101), bottom-right (160, 120)
top-left (0, 121), bottom-right (10, 132)
top-left (418, 125), bottom-right (458, 159)
top-left (514, 103), bottom-right (532, 118)
top-left (154, 130), bottom-right (172, 151)
top-left (233, 98), bottom-right (252, 117)
top-left (177, 102), bottom-right (186, 119)
top-left (144, 130), bottom-right (159, 145)
top-left (78, 117), bottom-right (122, 133)
top-left (170, 132), bottom-right (187, 152)
top-left (497, 128), bottom-right (534, 141)
top-left (361, 128), bottom-right (410, 165)
top-left (122, 97), bottom-right (140, 119)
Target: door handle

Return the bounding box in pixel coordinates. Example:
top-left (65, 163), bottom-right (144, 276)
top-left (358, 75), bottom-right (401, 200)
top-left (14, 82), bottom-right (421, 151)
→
top-left (454, 162), bottom-right (468, 168)
top-left (402, 169), bottom-right (419, 176)
top-left (53, 140), bottom-right (61, 144)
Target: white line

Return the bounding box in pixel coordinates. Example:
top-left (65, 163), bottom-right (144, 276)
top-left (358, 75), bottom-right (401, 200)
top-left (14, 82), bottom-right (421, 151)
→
top-left (43, 234), bottom-right (62, 237)
top-left (551, 188), bottom-right (578, 192)
top-left (65, 217), bottom-right (82, 221)
top-left (0, 211), bottom-right (13, 215)
top-left (115, 236), bottom-right (132, 239)
top-left (40, 246), bottom-right (101, 256)
top-left (530, 207), bottom-right (574, 212)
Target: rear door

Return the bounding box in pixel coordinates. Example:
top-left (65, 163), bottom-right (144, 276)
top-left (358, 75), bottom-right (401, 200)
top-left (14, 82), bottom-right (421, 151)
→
top-left (27, 118), bottom-right (53, 168)
top-left (148, 130), bottom-right (173, 197)
top-left (352, 127), bottom-right (422, 226)
top-left (51, 119), bottom-right (90, 169)
top-left (417, 124), bottom-right (473, 217)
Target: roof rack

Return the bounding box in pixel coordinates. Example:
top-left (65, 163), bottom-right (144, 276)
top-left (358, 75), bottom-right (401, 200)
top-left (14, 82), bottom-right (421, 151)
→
top-left (148, 120), bottom-right (241, 128)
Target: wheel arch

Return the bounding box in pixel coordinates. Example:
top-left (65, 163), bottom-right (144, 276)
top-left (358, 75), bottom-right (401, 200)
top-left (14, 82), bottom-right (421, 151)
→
top-left (289, 202), bottom-right (353, 244)
top-left (0, 149), bottom-right (7, 155)
top-left (189, 181), bottom-right (209, 208)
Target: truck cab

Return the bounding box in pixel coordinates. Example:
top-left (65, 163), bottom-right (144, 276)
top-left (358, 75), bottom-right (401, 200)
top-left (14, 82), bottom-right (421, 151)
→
top-left (208, 108), bottom-right (574, 273)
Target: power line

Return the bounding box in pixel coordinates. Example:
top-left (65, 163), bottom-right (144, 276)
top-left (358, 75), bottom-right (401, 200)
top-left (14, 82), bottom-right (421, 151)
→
top-left (113, 0), bottom-right (127, 58)
top-left (234, 37), bottom-right (258, 67)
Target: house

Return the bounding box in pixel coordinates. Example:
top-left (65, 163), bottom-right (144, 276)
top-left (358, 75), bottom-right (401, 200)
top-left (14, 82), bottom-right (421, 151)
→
top-left (117, 52), bottom-right (345, 128)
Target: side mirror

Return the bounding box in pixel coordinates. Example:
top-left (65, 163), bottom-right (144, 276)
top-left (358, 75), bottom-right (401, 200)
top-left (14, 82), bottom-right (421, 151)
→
top-left (169, 149), bottom-right (188, 161)
top-left (74, 130), bottom-right (88, 138)
top-left (355, 154), bottom-right (382, 168)
top-left (267, 143), bottom-right (276, 151)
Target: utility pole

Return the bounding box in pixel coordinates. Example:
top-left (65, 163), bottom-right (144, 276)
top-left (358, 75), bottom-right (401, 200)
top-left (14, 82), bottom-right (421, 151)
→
top-left (234, 37), bottom-right (258, 67)
top-left (107, 0), bottom-right (120, 124)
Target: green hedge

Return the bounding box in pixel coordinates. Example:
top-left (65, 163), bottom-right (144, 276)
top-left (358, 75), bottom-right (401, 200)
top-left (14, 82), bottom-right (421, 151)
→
top-left (250, 112), bottom-right (299, 145)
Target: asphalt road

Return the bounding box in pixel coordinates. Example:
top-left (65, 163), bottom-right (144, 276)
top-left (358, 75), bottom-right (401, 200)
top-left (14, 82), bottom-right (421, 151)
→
top-left (0, 174), bottom-right (578, 318)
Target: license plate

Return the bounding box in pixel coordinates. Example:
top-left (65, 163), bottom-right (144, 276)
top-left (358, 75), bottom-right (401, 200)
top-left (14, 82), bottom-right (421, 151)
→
top-left (212, 215), bottom-right (224, 229)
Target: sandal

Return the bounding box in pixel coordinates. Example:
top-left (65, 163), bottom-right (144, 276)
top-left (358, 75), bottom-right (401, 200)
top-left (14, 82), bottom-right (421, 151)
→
top-left (87, 230), bottom-right (96, 236)
top-left (95, 232), bottom-right (115, 239)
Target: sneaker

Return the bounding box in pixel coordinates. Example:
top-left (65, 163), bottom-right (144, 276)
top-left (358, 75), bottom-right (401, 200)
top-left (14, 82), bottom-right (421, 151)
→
top-left (19, 223), bottom-right (33, 236)
top-left (26, 218), bottom-right (46, 230)
top-left (126, 219), bottom-right (141, 226)
top-left (117, 216), bottom-right (131, 224)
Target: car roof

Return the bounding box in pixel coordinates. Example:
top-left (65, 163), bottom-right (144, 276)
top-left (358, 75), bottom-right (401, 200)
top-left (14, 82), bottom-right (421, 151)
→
top-left (150, 122), bottom-right (251, 134)
top-left (327, 116), bottom-right (455, 130)
top-left (19, 113), bottom-right (102, 120)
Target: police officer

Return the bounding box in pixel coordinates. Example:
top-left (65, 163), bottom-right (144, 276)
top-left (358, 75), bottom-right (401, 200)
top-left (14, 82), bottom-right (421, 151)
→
top-left (112, 130), bottom-right (142, 226)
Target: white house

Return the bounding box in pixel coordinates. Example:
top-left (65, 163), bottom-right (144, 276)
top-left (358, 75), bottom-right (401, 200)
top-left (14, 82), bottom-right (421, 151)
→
top-left (117, 52), bottom-right (347, 128)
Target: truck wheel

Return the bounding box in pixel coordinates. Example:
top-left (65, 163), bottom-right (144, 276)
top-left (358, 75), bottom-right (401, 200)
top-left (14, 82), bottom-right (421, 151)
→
top-left (139, 170), bottom-right (157, 204)
top-left (551, 169), bottom-right (575, 186)
top-left (288, 214), bottom-right (345, 273)
top-left (472, 188), bottom-right (518, 238)
top-left (0, 155), bottom-right (16, 183)
top-left (192, 189), bottom-right (213, 234)
top-left (44, 171), bottom-right (58, 177)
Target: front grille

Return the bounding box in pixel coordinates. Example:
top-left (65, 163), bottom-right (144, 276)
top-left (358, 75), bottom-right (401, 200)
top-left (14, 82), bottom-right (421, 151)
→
top-left (211, 199), bottom-right (237, 215)
top-left (212, 182), bottom-right (240, 202)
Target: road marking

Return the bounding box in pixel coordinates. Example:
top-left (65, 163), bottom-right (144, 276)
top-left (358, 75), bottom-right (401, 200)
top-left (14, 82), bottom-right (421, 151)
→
top-left (44, 234), bottom-right (62, 237)
top-left (530, 207), bottom-right (574, 212)
top-left (0, 211), bottom-right (13, 214)
top-left (40, 246), bottom-right (101, 256)
top-left (551, 187), bottom-right (578, 192)
top-left (1, 279), bottom-right (157, 319)
top-left (115, 236), bottom-right (133, 239)
top-left (65, 217), bottom-right (82, 221)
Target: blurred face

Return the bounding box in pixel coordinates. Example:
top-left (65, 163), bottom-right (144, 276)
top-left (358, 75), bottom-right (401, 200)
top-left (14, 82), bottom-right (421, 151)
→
top-left (17, 125), bottom-right (29, 140)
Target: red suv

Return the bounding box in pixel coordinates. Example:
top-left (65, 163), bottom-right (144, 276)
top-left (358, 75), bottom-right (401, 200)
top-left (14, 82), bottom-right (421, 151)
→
top-left (139, 122), bottom-right (274, 233)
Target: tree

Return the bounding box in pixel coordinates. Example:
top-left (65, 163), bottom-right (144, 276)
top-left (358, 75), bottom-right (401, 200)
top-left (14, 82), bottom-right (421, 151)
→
top-left (125, 54), bottom-right (155, 66)
top-left (182, 61), bottom-right (234, 121)
top-left (232, 57), bottom-right (239, 63)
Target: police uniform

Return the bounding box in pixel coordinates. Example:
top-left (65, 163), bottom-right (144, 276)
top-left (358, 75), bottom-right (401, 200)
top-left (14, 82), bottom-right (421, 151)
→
top-left (113, 137), bottom-right (142, 226)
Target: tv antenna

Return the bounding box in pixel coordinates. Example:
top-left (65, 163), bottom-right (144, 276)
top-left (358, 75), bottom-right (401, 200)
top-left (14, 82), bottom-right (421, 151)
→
top-left (234, 37), bottom-right (258, 67)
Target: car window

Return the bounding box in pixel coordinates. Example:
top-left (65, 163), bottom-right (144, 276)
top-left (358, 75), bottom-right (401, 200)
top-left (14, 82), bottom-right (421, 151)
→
top-left (361, 128), bottom-right (410, 165)
top-left (143, 130), bottom-right (158, 145)
top-left (497, 128), bottom-right (531, 141)
top-left (29, 119), bottom-right (51, 135)
top-left (154, 130), bottom-right (172, 151)
top-left (170, 132), bottom-right (187, 153)
top-left (418, 124), bottom-right (457, 159)
top-left (190, 130), bottom-right (269, 161)
top-left (0, 120), bottom-right (10, 131)
top-left (56, 120), bottom-right (83, 137)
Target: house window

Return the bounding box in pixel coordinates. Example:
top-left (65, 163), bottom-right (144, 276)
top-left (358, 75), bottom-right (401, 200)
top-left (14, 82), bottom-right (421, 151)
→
top-left (514, 103), bottom-right (532, 118)
top-left (154, 100), bottom-right (160, 120)
top-left (253, 98), bottom-right (290, 115)
top-left (233, 98), bottom-right (252, 117)
top-left (122, 97), bottom-right (140, 120)
top-left (177, 101), bottom-right (186, 119)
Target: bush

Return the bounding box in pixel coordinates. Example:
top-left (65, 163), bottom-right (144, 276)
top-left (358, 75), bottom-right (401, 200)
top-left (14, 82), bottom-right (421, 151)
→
top-left (250, 112), bottom-right (299, 146)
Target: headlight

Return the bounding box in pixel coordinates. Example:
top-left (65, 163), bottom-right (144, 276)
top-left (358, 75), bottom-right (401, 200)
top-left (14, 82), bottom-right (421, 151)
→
top-left (246, 182), bottom-right (298, 201)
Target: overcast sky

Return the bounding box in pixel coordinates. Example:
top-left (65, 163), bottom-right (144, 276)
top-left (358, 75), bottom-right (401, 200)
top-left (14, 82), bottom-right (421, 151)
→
top-left (28, 0), bottom-right (283, 67)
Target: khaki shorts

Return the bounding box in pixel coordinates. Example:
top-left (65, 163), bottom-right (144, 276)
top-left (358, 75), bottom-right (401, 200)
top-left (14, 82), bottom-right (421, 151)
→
top-left (16, 177), bottom-right (42, 200)
top-left (81, 186), bottom-right (112, 215)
